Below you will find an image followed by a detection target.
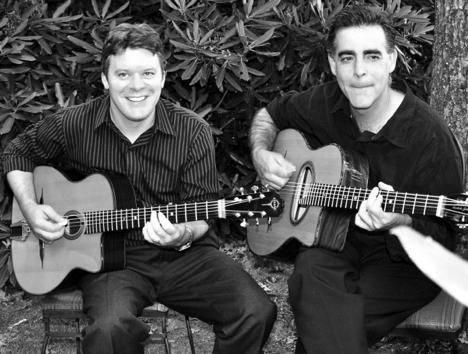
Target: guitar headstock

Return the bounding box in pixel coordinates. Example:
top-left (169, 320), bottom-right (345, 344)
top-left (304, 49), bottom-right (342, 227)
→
top-left (225, 187), bottom-right (283, 226)
top-left (444, 193), bottom-right (468, 224)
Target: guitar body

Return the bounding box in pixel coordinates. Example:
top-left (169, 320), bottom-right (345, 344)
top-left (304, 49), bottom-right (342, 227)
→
top-left (247, 129), bottom-right (368, 257)
top-left (11, 166), bottom-right (132, 294)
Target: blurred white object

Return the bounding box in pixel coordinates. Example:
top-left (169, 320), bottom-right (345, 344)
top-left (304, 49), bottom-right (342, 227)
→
top-left (391, 226), bottom-right (468, 307)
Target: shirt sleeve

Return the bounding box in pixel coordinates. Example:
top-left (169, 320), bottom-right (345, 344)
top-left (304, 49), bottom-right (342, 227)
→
top-left (2, 112), bottom-right (66, 174)
top-left (181, 123), bottom-right (219, 203)
top-left (408, 128), bottom-right (464, 250)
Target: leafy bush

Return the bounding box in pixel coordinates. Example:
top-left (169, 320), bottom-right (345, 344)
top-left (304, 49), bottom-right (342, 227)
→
top-left (0, 0), bottom-right (435, 289)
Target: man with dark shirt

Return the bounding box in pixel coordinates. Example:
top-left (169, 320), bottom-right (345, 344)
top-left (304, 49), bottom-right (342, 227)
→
top-left (3, 23), bottom-right (276, 354)
top-left (249, 5), bottom-right (463, 354)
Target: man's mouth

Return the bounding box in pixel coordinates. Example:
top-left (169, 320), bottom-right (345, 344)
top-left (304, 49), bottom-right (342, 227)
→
top-left (127, 96), bottom-right (146, 102)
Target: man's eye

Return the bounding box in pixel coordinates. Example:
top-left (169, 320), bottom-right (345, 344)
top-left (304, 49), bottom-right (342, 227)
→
top-left (368, 55), bottom-right (381, 61)
top-left (144, 71), bottom-right (156, 78)
top-left (340, 56), bottom-right (353, 63)
top-left (118, 72), bottom-right (128, 79)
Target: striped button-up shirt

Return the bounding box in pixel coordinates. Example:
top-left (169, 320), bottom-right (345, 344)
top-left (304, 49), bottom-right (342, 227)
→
top-left (2, 96), bottom-right (219, 246)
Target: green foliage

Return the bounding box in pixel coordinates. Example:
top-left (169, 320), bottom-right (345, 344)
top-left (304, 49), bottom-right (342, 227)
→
top-left (0, 0), bottom-right (435, 290)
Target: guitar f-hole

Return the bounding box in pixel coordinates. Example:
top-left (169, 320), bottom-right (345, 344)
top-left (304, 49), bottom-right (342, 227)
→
top-left (63, 210), bottom-right (86, 240)
top-left (290, 162), bottom-right (314, 225)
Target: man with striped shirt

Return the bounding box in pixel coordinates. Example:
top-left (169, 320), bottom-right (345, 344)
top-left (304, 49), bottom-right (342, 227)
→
top-left (2, 23), bottom-right (276, 354)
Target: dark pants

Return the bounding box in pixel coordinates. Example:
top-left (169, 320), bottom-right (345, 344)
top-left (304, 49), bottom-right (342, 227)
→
top-left (289, 232), bottom-right (440, 354)
top-left (78, 244), bottom-right (276, 354)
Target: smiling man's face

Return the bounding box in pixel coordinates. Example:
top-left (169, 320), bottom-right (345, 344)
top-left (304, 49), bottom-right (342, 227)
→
top-left (328, 25), bottom-right (397, 114)
top-left (101, 47), bottom-right (166, 126)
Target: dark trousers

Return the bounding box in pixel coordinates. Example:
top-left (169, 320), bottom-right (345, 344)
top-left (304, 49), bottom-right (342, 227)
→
top-left (288, 232), bottom-right (440, 354)
top-left (78, 244), bottom-right (277, 354)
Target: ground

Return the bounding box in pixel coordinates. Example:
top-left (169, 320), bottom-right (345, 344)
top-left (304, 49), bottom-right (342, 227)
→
top-left (1, 234), bottom-right (468, 353)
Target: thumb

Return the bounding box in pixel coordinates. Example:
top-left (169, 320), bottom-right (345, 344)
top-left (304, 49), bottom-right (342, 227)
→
top-left (43, 206), bottom-right (68, 225)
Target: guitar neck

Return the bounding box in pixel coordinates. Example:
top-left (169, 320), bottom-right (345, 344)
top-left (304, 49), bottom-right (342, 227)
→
top-left (300, 184), bottom-right (445, 217)
top-left (83, 200), bottom-right (224, 234)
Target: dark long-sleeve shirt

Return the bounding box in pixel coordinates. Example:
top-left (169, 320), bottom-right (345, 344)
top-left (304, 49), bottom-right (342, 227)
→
top-left (2, 96), bottom-right (219, 247)
top-left (266, 80), bottom-right (464, 258)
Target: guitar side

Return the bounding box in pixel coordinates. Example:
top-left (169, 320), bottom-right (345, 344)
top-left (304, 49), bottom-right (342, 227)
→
top-left (11, 166), bottom-right (128, 295)
top-left (246, 129), bottom-right (368, 257)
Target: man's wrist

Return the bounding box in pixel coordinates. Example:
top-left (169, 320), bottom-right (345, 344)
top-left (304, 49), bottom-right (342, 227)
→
top-left (176, 225), bottom-right (193, 251)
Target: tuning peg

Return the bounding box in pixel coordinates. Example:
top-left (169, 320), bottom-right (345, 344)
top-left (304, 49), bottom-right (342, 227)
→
top-left (255, 218), bottom-right (260, 231)
top-left (239, 187), bottom-right (245, 195)
top-left (251, 185), bottom-right (259, 193)
top-left (240, 218), bottom-right (249, 228)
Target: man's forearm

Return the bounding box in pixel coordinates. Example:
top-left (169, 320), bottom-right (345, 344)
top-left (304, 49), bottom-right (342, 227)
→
top-left (249, 108), bottom-right (279, 155)
top-left (7, 170), bottom-right (37, 211)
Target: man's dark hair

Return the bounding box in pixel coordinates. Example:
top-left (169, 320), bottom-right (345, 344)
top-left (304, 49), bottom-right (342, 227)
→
top-left (101, 23), bottom-right (166, 75)
top-left (326, 5), bottom-right (396, 54)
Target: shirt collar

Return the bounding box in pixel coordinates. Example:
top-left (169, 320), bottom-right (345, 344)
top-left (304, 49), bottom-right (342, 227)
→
top-left (93, 96), bottom-right (176, 137)
top-left (330, 80), bottom-right (416, 148)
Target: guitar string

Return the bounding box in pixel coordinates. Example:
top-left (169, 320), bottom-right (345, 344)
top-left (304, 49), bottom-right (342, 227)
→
top-left (62, 196), bottom-right (272, 229)
top-left (275, 181), bottom-right (468, 216)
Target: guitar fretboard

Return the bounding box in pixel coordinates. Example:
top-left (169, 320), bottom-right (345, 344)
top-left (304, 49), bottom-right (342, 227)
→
top-left (299, 184), bottom-right (444, 217)
top-left (80, 200), bottom-right (224, 234)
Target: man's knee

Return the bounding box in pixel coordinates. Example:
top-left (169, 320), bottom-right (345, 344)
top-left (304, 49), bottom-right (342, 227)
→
top-left (240, 294), bottom-right (277, 331)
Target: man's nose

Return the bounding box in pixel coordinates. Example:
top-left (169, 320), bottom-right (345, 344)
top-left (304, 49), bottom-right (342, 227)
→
top-left (353, 58), bottom-right (367, 77)
top-left (130, 74), bottom-right (145, 89)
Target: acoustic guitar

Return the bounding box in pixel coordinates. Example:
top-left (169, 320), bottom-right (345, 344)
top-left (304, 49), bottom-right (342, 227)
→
top-left (10, 166), bottom-right (283, 294)
top-left (247, 129), bottom-right (468, 257)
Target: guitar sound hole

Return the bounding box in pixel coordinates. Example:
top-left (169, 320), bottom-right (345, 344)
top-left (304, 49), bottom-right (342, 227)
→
top-left (63, 210), bottom-right (86, 240)
top-left (290, 162), bottom-right (314, 225)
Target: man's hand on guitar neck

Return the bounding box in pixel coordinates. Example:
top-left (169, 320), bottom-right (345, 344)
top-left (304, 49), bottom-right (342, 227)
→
top-left (355, 181), bottom-right (412, 231)
top-left (252, 148), bottom-right (296, 190)
top-left (142, 211), bottom-right (208, 250)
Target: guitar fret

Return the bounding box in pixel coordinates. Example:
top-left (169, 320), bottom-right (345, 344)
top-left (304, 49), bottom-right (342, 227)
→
top-left (175, 204), bottom-right (178, 224)
top-left (194, 202), bottom-right (197, 220)
top-left (412, 194), bottom-right (418, 214)
top-left (206, 201), bottom-right (209, 219)
top-left (184, 203), bottom-right (188, 222)
top-left (402, 193), bottom-right (407, 213)
top-left (423, 195), bottom-right (429, 215)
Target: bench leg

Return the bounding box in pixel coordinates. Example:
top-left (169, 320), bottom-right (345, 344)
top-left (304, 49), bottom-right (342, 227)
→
top-left (185, 315), bottom-right (195, 354)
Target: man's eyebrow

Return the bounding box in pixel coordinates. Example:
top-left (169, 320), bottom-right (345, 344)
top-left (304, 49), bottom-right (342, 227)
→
top-left (337, 49), bottom-right (383, 57)
top-left (337, 50), bottom-right (355, 57)
top-left (363, 49), bottom-right (383, 55)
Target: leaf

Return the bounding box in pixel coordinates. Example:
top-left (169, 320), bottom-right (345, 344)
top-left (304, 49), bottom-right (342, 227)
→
top-left (11, 20), bottom-right (28, 37)
top-left (0, 17), bottom-right (8, 29)
top-left (91, 0), bottom-right (101, 18)
top-left (53, 0), bottom-right (72, 18)
top-left (17, 92), bottom-right (37, 108)
top-left (106, 1), bottom-right (130, 19)
top-left (102, 0), bottom-right (112, 18)
top-left (224, 72), bottom-right (243, 92)
top-left (249, 27), bottom-right (275, 50)
top-left (67, 35), bottom-right (101, 54)
top-left (0, 117), bottom-right (15, 135)
top-left (0, 67), bottom-right (29, 74)
top-left (169, 39), bottom-right (194, 51)
top-left (249, 0), bottom-right (281, 19)
top-left (199, 28), bottom-right (215, 45)
top-left (0, 37), bottom-right (8, 51)
top-left (181, 59), bottom-right (198, 80)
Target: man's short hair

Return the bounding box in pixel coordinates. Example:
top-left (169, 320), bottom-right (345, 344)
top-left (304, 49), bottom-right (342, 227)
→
top-left (101, 23), bottom-right (166, 75)
top-left (326, 5), bottom-right (396, 54)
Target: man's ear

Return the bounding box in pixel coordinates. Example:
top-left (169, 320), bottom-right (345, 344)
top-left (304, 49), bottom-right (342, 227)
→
top-left (388, 49), bottom-right (398, 73)
top-left (328, 54), bottom-right (337, 76)
top-left (101, 72), bottom-right (109, 90)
